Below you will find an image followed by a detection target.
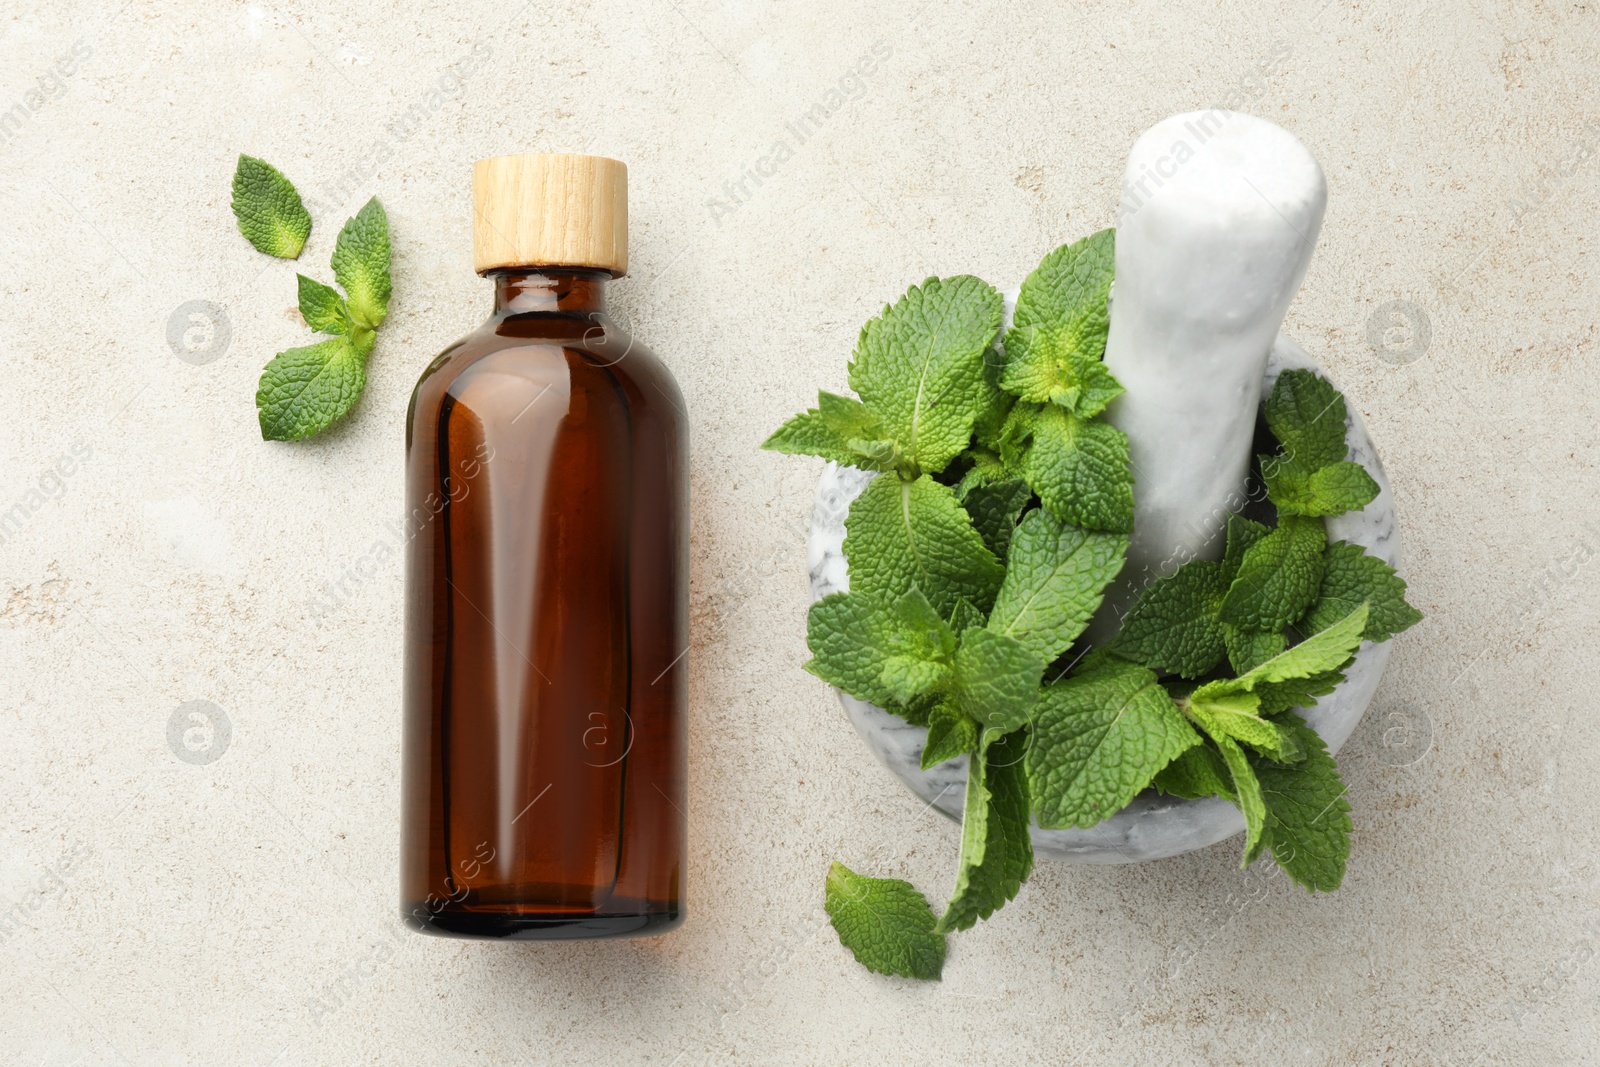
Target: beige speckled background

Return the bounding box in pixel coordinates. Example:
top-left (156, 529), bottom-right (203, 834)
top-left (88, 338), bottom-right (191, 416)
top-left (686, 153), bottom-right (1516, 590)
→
top-left (1, 0), bottom-right (1597, 1063)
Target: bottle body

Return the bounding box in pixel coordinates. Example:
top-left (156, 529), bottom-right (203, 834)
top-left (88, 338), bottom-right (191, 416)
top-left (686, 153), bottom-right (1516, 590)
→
top-left (401, 270), bottom-right (687, 939)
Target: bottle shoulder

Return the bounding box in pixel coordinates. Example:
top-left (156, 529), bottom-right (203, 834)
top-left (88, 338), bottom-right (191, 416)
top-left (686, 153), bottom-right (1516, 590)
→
top-left (408, 314), bottom-right (685, 433)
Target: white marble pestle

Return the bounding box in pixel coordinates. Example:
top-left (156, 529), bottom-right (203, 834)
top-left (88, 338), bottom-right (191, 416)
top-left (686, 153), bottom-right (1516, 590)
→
top-left (1088, 111), bottom-right (1327, 637)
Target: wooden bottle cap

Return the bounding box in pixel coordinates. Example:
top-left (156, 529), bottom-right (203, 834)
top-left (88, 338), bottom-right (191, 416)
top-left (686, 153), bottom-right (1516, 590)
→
top-left (472, 153), bottom-right (628, 276)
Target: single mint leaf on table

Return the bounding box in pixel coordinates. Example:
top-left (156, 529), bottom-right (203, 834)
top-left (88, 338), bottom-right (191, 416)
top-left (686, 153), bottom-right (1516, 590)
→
top-left (921, 700), bottom-right (979, 769)
top-left (959, 477), bottom-right (1032, 561)
top-left (1301, 540), bottom-right (1423, 642)
top-left (297, 273), bottom-right (351, 335)
top-left (256, 337), bottom-right (367, 442)
top-left (843, 473), bottom-right (1004, 616)
top-left (1152, 742), bottom-right (1236, 800)
top-left (936, 730), bottom-right (1033, 934)
top-left (951, 628), bottom-right (1044, 732)
top-left (1217, 514), bottom-right (1327, 633)
top-left (1008, 403), bottom-right (1134, 533)
top-left (1026, 658), bottom-right (1199, 829)
top-left (1264, 368), bottom-right (1349, 471)
top-left (804, 587), bottom-right (954, 709)
top-left (987, 508), bottom-right (1129, 664)
top-left (1109, 559), bottom-right (1230, 678)
top-left (1002, 230), bottom-right (1116, 410)
top-left (1251, 715), bottom-right (1353, 891)
top-left (847, 275), bottom-right (1003, 475)
top-left (231, 154), bottom-right (311, 259)
top-left (332, 197), bottom-right (392, 331)
top-left (824, 862), bottom-right (947, 981)
top-left (1222, 624), bottom-right (1286, 675)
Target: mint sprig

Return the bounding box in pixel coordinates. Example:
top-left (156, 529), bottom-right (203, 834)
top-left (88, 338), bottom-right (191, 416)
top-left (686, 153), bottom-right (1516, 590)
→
top-left (1259, 369), bottom-right (1380, 517)
top-left (936, 730), bottom-right (1034, 934)
top-left (768, 237), bottom-right (1422, 979)
top-left (230, 156), bottom-right (392, 442)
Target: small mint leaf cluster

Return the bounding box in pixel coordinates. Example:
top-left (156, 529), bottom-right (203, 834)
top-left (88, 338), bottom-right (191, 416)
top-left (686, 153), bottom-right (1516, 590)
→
top-left (230, 156), bottom-right (392, 441)
top-left (766, 232), bottom-right (1423, 982)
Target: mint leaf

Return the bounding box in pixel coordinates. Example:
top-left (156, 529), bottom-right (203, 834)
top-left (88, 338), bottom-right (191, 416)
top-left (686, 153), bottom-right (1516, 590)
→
top-left (953, 447), bottom-right (1009, 497)
top-left (971, 357), bottom-right (1016, 454)
top-left (1224, 514), bottom-right (1272, 573)
top-left (960, 477), bottom-right (1032, 561)
top-left (1222, 624), bottom-right (1286, 674)
top-left (763, 409), bottom-right (863, 467)
top-left (824, 862), bottom-right (947, 981)
top-left (922, 701), bottom-right (979, 769)
top-left (847, 275), bottom-right (1003, 475)
top-left (1306, 462), bottom-right (1380, 514)
top-left (1301, 541), bottom-right (1423, 642)
top-left (1209, 731), bottom-right (1268, 864)
top-left (1027, 659), bottom-right (1199, 829)
top-left (1152, 741), bottom-right (1235, 800)
top-left (844, 474), bottom-right (1004, 616)
top-left (231, 155), bottom-right (311, 259)
top-left (936, 730), bottom-right (1033, 933)
top-left (987, 508), bottom-right (1129, 663)
top-left (255, 336), bottom-right (367, 441)
top-left (763, 391), bottom-right (898, 471)
top-left (1265, 457), bottom-right (1379, 517)
top-left (1011, 404), bottom-right (1134, 533)
top-left (1234, 602), bottom-right (1369, 688)
top-left (804, 588), bottom-right (954, 708)
top-left (1252, 716), bottom-right (1353, 891)
top-left (1217, 515), bottom-right (1326, 632)
top-left (1265, 369), bottom-right (1348, 471)
top-left (1001, 230), bottom-right (1116, 410)
top-left (1002, 323), bottom-right (1124, 415)
top-left (297, 273), bottom-right (351, 335)
top-left (1255, 669), bottom-right (1346, 717)
top-left (952, 628), bottom-right (1044, 732)
top-left (1110, 560), bottom-right (1230, 678)
top-left (884, 693), bottom-right (937, 727)
top-left (331, 197), bottom-right (392, 331)
top-left (947, 597), bottom-right (986, 635)
top-left (1189, 605), bottom-right (1366, 722)
top-left (1186, 694), bottom-right (1304, 763)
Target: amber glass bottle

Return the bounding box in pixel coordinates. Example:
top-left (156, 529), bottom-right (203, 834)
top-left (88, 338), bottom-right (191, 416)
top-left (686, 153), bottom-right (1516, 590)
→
top-left (401, 155), bottom-right (687, 939)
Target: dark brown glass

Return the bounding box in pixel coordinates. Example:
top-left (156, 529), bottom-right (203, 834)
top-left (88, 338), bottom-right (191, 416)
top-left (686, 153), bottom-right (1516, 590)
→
top-left (401, 269), bottom-right (687, 939)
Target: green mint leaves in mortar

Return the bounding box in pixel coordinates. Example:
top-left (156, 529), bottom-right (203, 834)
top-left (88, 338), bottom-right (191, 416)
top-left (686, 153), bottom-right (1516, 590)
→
top-left (231, 156), bottom-right (392, 441)
top-left (765, 231), bottom-right (1423, 980)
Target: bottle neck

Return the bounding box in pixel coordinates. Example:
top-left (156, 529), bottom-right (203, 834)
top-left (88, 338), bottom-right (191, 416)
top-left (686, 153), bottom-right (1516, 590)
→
top-left (490, 269), bottom-right (610, 316)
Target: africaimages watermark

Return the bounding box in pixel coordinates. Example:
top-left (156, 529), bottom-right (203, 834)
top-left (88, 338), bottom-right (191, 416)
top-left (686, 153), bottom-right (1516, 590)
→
top-left (705, 41), bottom-right (894, 225)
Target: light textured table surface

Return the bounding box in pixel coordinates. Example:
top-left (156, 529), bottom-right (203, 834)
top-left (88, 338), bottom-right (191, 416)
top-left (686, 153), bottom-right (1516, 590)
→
top-left (2, 1), bottom-right (1597, 1064)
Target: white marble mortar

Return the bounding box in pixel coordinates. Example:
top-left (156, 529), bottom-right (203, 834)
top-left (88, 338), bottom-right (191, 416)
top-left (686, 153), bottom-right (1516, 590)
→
top-left (806, 333), bottom-right (1399, 864)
